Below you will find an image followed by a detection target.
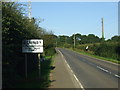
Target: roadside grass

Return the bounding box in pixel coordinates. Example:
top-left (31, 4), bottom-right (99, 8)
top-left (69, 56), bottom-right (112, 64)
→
top-left (67, 48), bottom-right (120, 64)
top-left (15, 56), bottom-right (54, 88)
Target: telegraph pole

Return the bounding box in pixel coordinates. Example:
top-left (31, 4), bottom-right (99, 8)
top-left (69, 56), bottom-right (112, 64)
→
top-left (101, 18), bottom-right (104, 41)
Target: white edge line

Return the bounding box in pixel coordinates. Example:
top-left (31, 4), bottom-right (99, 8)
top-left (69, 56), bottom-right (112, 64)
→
top-left (58, 49), bottom-right (85, 90)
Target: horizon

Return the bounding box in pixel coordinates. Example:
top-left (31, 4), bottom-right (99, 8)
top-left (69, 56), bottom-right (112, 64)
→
top-left (54, 33), bottom-right (119, 40)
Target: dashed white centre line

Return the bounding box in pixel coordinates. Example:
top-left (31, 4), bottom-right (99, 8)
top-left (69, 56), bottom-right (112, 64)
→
top-left (97, 66), bottom-right (120, 79)
top-left (97, 66), bottom-right (109, 73)
top-left (114, 74), bottom-right (120, 78)
top-left (57, 48), bottom-right (120, 89)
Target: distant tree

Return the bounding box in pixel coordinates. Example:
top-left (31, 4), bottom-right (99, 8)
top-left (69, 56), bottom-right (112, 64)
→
top-left (57, 35), bottom-right (69, 46)
top-left (80, 35), bottom-right (88, 44)
top-left (42, 33), bottom-right (57, 56)
top-left (87, 34), bottom-right (100, 43)
top-left (111, 35), bottom-right (120, 42)
top-left (106, 39), bottom-right (111, 42)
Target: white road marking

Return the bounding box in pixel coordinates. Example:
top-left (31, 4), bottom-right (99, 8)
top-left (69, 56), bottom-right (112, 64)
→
top-left (109, 72), bottom-right (112, 74)
top-left (97, 66), bottom-right (109, 73)
top-left (58, 49), bottom-right (85, 90)
top-left (114, 74), bottom-right (120, 78)
top-left (73, 74), bottom-right (84, 89)
top-left (96, 66), bottom-right (120, 79)
top-left (57, 48), bottom-right (120, 88)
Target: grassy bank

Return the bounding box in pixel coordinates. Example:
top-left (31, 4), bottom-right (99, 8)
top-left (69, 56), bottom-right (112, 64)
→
top-left (68, 48), bottom-right (120, 64)
top-left (15, 56), bottom-right (54, 88)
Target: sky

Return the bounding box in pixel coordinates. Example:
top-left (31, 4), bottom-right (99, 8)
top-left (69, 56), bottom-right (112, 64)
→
top-left (24, 2), bottom-right (118, 39)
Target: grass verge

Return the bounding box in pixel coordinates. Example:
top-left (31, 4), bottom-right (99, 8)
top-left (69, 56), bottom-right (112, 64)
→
top-left (15, 56), bottom-right (54, 88)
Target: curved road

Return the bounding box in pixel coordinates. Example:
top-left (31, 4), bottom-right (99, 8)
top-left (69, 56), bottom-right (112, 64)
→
top-left (57, 48), bottom-right (120, 88)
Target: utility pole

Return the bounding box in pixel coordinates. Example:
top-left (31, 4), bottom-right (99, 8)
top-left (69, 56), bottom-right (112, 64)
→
top-left (28, 1), bottom-right (32, 22)
top-left (101, 18), bottom-right (104, 41)
top-left (74, 33), bottom-right (75, 48)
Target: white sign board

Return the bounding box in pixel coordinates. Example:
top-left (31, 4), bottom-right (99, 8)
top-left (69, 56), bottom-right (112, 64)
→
top-left (22, 39), bottom-right (43, 53)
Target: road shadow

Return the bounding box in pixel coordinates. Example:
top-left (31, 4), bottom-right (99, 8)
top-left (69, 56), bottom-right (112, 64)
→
top-left (49, 66), bottom-right (56, 70)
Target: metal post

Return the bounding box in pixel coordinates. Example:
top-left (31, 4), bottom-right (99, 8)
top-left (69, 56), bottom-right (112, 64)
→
top-left (38, 54), bottom-right (40, 78)
top-left (25, 54), bottom-right (27, 79)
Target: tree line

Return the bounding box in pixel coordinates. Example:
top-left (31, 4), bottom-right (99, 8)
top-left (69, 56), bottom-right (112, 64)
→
top-left (56, 34), bottom-right (120, 61)
top-left (56, 33), bottom-right (120, 47)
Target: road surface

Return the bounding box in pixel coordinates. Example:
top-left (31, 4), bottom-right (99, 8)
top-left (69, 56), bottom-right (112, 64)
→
top-left (50, 48), bottom-right (78, 88)
top-left (57, 48), bottom-right (119, 88)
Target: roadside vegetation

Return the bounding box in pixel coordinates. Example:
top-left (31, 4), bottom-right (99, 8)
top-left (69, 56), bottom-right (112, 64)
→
top-left (2, 2), bottom-right (56, 88)
top-left (2, 1), bottom-right (120, 88)
top-left (56, 34), bottom-right (120, 64)
top-left (16, 56), bottom-right (53, 88)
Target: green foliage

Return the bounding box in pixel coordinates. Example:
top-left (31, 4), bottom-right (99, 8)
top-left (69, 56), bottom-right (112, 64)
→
top-left (56, 33), bottom-right (120, 61)
top-left (76, 42), bottom-right (119, 61)
top-left (2, 2), bottom-right (56, 88)
top-left (45, 47), bottom-right (56, 57)
top-left (16, 57), bottom-right (52, 88)
top-left (2, 2), bottom-right (41, 88)
top-left (57, 33), bottom-right (102, 47)
top-left (64, 43), bottom-right (72, 48)
top-left (41, 34), bottom-right (57, 56)
top-left (94, 42), bottom-right (118, 60)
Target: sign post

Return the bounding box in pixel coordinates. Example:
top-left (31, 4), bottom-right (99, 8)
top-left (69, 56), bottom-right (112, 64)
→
top-left (38, 53), bottom-right (40, 78)
top-left (22, 39), bottom-right (43, 79)
top-left (25, 54), bottom-right (27, 79)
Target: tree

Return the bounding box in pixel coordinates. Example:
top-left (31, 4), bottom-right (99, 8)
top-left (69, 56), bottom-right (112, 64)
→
top-left (111, 35), bottom-right (120, 42)
top-left (57, 35), bottom-right (69, 47)
top-left (87, 34), bottom-right (100, 43)
top-left (2, 2), bottom-right (45, 88)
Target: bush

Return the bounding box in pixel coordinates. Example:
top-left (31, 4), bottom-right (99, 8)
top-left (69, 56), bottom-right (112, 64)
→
top-left (94, 42), bottom-right (118, 60)
top-left (76, 42), bottom-right (119, 61)
top-left (2, 2), bottom-right (56, 88)
top-left (45, 47), bottom-right (56, 57)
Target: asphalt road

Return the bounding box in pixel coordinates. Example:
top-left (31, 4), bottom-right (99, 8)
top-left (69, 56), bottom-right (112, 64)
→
top-left (57, 48), bottom-right (120, 88)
